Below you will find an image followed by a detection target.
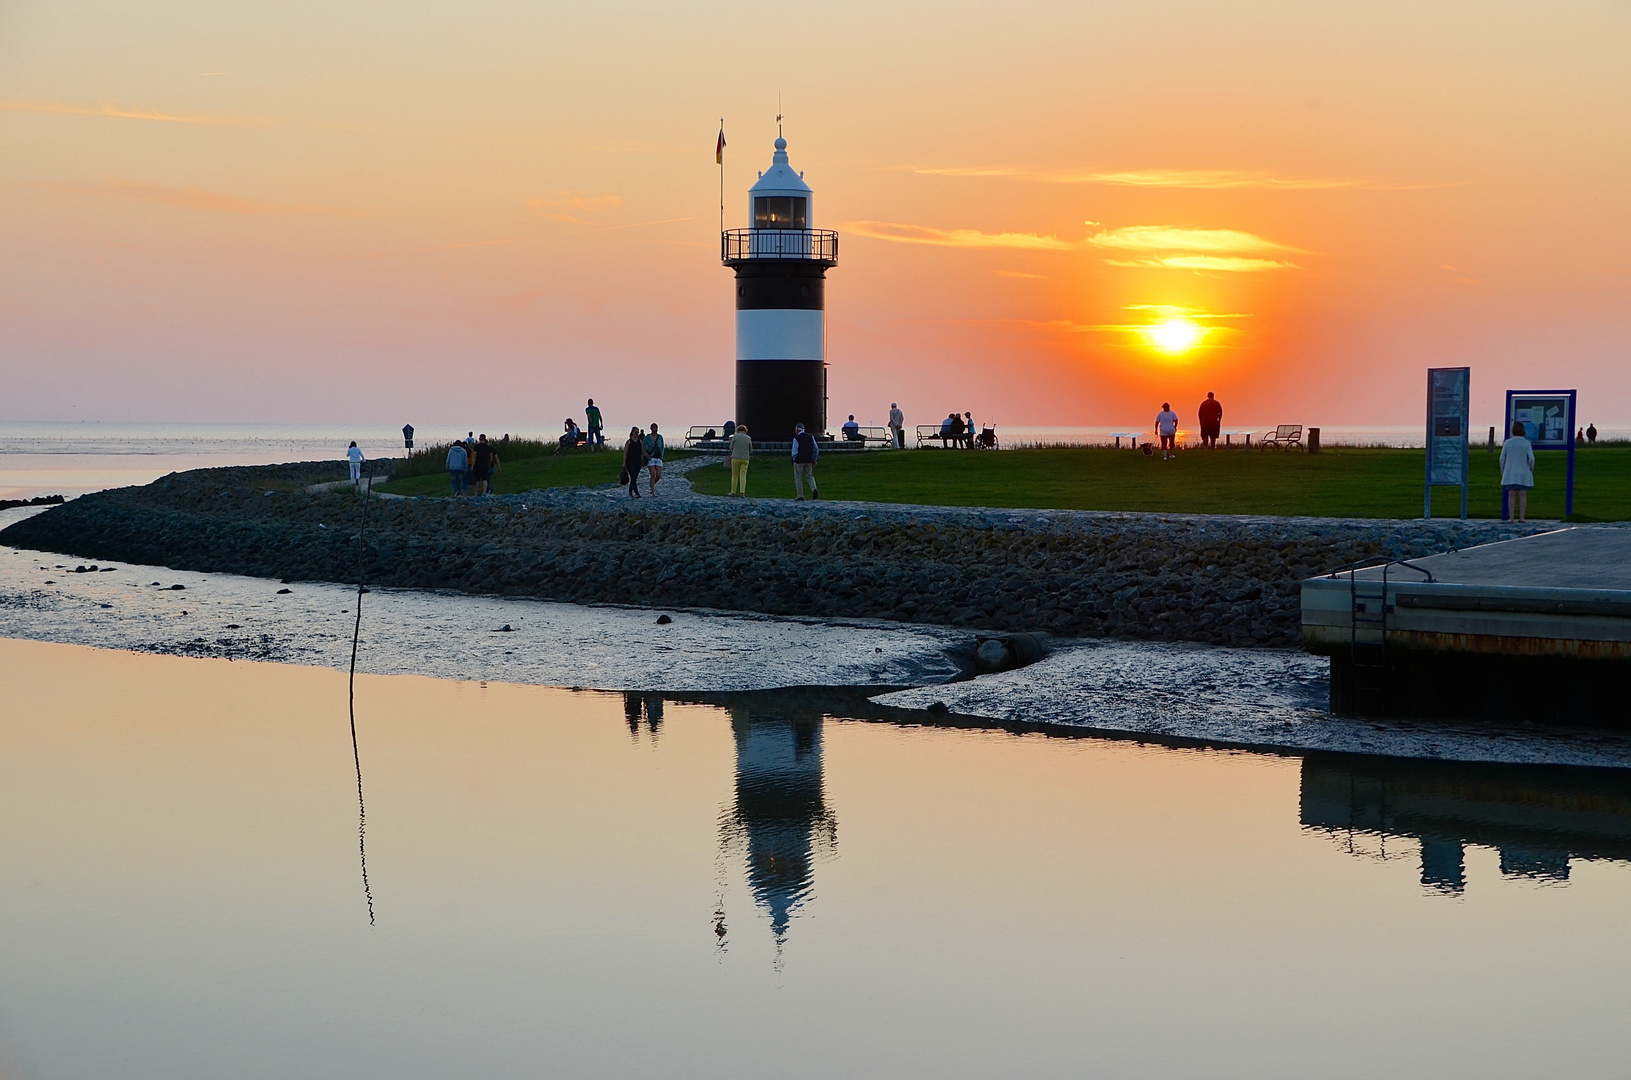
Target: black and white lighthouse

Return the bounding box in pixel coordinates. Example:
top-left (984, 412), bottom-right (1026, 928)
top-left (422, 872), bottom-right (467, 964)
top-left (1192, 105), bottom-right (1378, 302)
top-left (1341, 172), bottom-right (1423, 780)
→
top-left (722, 135), bottom-right (838, 438)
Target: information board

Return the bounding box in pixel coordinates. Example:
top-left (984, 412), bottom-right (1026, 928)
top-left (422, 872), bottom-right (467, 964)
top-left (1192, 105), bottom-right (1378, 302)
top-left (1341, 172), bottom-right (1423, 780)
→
top-left (1424, 367), bottom-right (1470, 518)
top-left (1507, 392), bottom-right (1573, 449)
top-left (1504, 389), bottom-right (1578, 517)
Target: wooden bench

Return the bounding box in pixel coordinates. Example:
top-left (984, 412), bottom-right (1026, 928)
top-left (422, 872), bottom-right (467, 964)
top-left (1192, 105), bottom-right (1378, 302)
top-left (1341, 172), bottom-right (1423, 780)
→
top-left (1258, 424), bottom-right (1304, 450)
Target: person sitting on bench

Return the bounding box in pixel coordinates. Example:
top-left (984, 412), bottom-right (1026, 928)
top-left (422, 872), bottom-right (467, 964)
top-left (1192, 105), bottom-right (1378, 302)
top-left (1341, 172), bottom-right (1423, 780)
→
top-left (841, 415), bottom-right (864, 441)
top-left (556, 418), bottom-right (585, 453)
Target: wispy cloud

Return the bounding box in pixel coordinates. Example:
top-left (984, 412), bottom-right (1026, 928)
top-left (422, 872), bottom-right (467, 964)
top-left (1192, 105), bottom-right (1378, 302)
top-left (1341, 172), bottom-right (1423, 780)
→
top-left (1, 98), bottom-right (261, 126)
top-left (1060, 169), bottom-right (1360, 189)
top-left (893, 165), bottom-right (1026, 178)
top-left (894, 164), bottom-right (1440, 190)
top-left (1087, 225), bottom-right (1298, 255)
top-left (590, 141), bottom-right (691, 156)
top-left (1089, 225), bottom-right (1302, 271)
top-left (525, 191), bottom-right (624, 224)
top-left (843, 220), bottom-right (1074, 250)
top-left (994, 269), bottom-right (1047, 279)
top-left (30, 177), bottom-right (354, 216)
top-left (342, 216), bottom-right (695, 261)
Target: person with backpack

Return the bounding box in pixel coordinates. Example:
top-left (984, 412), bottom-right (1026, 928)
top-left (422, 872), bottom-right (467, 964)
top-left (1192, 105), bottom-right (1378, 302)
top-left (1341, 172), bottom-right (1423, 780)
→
top-left (791, 423), bottom-right (820, 501)
top-left (644, 423), bottom-right (665, 497)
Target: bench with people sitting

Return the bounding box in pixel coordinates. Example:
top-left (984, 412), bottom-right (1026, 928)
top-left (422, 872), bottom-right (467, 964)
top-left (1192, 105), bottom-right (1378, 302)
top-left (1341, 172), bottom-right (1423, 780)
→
top-left (553, 418), bottom-right (589, 454)
top-left (917, 413), bottom-right (980, 448)
top-left (1257, 424), bottom-right (1304, 450)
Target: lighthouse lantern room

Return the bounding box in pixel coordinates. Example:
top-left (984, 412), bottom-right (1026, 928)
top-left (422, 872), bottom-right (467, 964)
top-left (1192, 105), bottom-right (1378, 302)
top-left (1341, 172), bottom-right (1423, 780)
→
top-left (722, 135), bottom-right (838, 439)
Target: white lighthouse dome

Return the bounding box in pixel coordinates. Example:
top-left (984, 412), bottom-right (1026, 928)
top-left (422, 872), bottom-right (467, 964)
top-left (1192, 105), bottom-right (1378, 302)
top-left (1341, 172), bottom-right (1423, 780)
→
top-left (748, 136), bottom-right (813, 226)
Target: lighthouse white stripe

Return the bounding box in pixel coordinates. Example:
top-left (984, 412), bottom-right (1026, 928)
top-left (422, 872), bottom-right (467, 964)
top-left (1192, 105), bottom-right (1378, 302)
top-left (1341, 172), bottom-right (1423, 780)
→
top-left (736, 309), bottom-right (824, 361)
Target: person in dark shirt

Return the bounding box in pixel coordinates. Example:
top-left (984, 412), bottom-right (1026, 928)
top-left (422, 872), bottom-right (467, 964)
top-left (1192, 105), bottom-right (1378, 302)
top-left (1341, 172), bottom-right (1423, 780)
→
top-left (1587, 423), bottom-right (1598, 445)
top-left (1198, 393), bottom-right (1223, 449)
top-left (621, 427), bottom-right (646, 498)
top-left (472, 434), bottom-right (496, 495)
top-left (791, 423), bottom-right (820, 501)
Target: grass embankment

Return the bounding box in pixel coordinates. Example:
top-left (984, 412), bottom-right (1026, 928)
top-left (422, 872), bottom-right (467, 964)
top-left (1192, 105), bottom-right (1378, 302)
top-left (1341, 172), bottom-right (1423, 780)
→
top-left (379, 448), bottom-right (692, 498)
top-left (687, 446), bottom-right (1631, 520)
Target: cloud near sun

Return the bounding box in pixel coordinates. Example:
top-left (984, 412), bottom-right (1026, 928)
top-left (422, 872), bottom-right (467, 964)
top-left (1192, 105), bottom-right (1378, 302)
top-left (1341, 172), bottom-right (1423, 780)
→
top-left (845, 220), bottom-right (1300, 271)
top-left (1087, 225), bottom-right (1302, 272)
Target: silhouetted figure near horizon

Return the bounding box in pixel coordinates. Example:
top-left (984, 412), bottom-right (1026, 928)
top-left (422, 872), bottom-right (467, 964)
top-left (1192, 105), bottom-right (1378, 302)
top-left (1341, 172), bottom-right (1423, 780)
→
top-left (1198, 393), bottom-right (1223, 449)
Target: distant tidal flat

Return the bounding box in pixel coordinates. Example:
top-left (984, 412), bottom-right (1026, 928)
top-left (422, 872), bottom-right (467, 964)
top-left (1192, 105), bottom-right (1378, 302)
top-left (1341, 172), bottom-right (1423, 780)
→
top-left (0, 461), bottom-right (1552, 649)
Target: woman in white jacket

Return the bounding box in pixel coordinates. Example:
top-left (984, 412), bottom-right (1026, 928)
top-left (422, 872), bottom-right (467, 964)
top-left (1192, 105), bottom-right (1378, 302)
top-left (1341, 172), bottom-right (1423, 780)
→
top-left (1500, 422), bottom-right (1535, 522)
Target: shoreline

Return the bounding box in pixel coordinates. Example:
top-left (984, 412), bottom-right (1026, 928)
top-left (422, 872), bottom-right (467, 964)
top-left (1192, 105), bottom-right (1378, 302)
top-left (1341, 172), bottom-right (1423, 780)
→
top-left (0, 460), bottom-right (1562, 649)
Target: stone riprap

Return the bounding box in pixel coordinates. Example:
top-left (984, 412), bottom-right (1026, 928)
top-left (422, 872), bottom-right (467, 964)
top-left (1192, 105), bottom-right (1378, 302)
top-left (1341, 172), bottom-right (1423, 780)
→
top-left (0, 461), bottom-right (1553, 647)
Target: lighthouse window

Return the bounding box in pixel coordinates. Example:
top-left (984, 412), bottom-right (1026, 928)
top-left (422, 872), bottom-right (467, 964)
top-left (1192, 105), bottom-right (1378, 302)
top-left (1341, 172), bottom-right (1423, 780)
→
top-left (754, 196), bottom-right (807, 229)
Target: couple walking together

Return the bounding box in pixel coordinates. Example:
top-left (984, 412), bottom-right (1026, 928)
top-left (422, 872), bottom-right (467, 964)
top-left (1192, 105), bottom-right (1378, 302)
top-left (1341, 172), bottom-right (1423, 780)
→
top-left (723, 423), bottom-right (820, 500)
top-left (621, 424), bottom-right (665, 497)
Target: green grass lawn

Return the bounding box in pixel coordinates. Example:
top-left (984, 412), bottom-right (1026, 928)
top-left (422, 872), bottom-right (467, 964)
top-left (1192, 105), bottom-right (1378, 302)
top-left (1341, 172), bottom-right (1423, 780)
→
top-left (379, 449), bottom-right (694, 498)
top-left (687, 446), bottom-right (1631, 519)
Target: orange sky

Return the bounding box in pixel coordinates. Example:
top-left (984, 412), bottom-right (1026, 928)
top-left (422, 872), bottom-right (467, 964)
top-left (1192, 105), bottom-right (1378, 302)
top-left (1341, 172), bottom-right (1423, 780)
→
top-left (2, 0), bottom-right (1628, 430)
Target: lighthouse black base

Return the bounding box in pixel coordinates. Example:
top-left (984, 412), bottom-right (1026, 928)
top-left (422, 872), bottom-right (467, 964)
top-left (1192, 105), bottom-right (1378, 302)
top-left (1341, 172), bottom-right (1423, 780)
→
top-left (736, 360), bottom-right (826, 440)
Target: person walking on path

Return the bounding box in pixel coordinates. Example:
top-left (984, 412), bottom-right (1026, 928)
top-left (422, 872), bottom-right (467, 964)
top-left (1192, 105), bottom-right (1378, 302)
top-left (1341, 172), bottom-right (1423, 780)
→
top-left (586, 399), bottom-right (604, 450)
top-left (1156, 403), bottom-right (1180, 460)
top-left (888, 403), bottom-right (904, 449)
top-left (621, 427), bottom-right (647, 498)
top-left (1501, 421), bottom-right (1536, 522)
top-left (1198, 393), bottom-right (1223, 449)
top-left (445, 440), bottom-right (468, 495)
top-left (644, 423), bottom-right (665, 496)
top-left (791, 423), bottom-right (820, 501)
top-left (471, 435), bottom-right (497, 495)
top-left (346, 441), bottom-right (365, 487)
top-left (729, 424), bottom-right (752, 496)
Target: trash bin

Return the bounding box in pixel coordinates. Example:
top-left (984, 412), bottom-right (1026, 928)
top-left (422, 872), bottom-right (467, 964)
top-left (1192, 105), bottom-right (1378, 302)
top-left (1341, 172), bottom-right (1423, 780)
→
top-left (1308, 427), bottom-right (1320, 454)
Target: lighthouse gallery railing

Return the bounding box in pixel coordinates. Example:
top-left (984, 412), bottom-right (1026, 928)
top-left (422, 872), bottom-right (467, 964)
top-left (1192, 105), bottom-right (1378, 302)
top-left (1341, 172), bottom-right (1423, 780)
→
top-left (721, 228), bottom-right (838, 265)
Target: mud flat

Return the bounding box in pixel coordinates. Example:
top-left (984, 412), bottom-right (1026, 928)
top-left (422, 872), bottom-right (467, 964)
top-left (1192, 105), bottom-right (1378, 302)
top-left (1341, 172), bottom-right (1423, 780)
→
top-left (0, 461), bottom-right (1556, 648)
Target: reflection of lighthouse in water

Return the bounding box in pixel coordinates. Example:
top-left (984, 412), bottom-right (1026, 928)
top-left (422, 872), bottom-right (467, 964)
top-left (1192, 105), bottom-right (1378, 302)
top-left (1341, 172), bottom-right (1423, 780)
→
top-left (721, 707), bottom-right (837, 945)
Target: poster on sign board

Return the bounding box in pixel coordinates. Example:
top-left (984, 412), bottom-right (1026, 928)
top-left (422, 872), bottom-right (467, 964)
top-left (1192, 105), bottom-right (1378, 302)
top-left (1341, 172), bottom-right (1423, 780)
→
top-left (1425, 367), bottom-right (1470, 487)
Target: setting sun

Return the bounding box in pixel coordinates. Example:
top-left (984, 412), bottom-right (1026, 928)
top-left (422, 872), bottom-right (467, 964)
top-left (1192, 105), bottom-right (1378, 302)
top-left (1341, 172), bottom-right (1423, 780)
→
top-left (1141, 318), bottom-right (1207, 356)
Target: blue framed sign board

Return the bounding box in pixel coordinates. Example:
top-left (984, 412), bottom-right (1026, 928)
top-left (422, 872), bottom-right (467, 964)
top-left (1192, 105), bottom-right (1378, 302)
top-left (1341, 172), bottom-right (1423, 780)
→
top-left (1424, 367), bottom-right (1470, 519)
top-left (1504, 389), bottom-right (1576, 519)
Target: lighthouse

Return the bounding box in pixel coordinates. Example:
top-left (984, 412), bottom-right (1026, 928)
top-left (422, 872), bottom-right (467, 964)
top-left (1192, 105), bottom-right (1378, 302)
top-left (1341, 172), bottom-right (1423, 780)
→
top-left (722, 135), bottom-right (838, 438)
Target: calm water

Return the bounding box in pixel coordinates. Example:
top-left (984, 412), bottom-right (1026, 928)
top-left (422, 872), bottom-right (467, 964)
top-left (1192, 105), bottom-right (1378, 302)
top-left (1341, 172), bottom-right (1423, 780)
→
top-left (2, 637), bottom-right (1629, 1078)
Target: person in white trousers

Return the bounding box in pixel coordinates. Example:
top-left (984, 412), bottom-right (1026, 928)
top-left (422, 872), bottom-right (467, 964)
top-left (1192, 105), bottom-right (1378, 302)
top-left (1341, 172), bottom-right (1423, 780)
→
top-left (346, 441), bottom-right (365, 487)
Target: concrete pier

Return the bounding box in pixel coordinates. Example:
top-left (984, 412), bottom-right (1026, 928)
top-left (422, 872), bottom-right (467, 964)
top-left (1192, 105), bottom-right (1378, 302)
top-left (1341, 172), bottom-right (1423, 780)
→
top-left (1301, 528), bottom-right (1631, 724)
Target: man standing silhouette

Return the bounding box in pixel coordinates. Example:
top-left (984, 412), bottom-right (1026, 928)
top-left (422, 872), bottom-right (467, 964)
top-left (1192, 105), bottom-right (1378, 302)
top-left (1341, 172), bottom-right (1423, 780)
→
top-left (585, 399), bottom-right (604, 450)
top-left (1198, 392), bottom-right (1223, 449)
